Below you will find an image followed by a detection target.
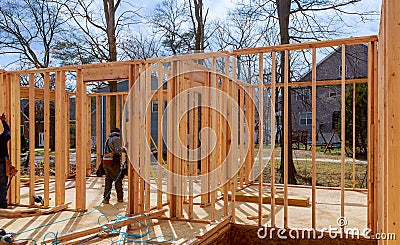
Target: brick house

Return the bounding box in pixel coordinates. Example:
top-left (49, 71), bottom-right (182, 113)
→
top-left (291, 44), bottom-right (368, 145)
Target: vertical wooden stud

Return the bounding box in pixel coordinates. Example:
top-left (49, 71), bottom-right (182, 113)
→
top-left (270, 51), bottom-right (277, 227)
top-left (96, 95), bottom-right (101, 168)
top-left (55, 71), bottom-right (65, 205)
top-left (311, 48), bottom-right (317, 228)
top-left (75, 69), bottom-right (86, 210)
top-left (66, 91), bottom-right (71, 179)
top-left (86, 89), bottom-right (91, 177)
top-left (340, 45), bottom-right (346, 224)
top-left (29, 73), bottom-right (35, 205)
top-left (145, 64), bottom-right (151, 212)
top-left (43, 72), bottom-right (50, 207)
top-left (283, 50), bottom-right (289, 228)
top-left (231, 73), bottom-right (239, 224)
top-left (352, 82), bottom-right (356, 190)
top-left (258, 53), bottom-right (264, 226)
top-left (157, 64), bottom-right (164, 210)
top-left (10, 74), bottom-right (21, 204)
top-left (367, 41), bottom-right (375, 231)
top-left (210, 57), bottom-right (217, 221)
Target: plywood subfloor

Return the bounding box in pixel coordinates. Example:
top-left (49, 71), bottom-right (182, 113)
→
top-left (2, 177), bottom-right (368, 244)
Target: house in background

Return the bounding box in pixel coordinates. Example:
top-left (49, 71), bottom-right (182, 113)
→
top-left (20, 98), bottom-right (76, 150)
top-left (291, 44), bottom-right (368, 145)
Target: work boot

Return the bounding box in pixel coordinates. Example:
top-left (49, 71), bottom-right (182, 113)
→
top-left (117, 199), bottom-right (124, 203)
top-left (102, 200), bottom-right (109, 204)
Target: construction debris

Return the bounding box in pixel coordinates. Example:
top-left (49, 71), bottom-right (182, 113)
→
top-left (0, 202), bottom-right (71, 218)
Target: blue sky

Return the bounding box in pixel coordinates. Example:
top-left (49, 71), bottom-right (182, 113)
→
top-left (0, 0), bottom-right (381, 69)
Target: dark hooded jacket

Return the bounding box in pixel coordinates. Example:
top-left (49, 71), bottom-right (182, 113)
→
top-left (0, 120), bottom-right (10, 159)
top-left (105, 132), bottom-right (122, 154)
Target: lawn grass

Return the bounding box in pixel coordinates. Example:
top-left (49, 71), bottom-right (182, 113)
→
top-left (21, 148), bottom-right (77, 157)
top-left (23, 146), bottom-right (367, 188)
top-left (252, 145), bottom-right (368, 188)
top-left (261, 160), bottom-right (367, 189)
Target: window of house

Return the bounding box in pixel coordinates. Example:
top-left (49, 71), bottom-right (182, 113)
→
top-left (39, 132), bottom-right (44, 147)
top-left (329, 91), bottom-right (338, 97)
top-left (300, 112), bottom-right (312, 126)
top-left (152, 102), bottom-right (158, 112)
top-left (296, 89), bottom-right (311, 101)
top-left (332, 111), bottom-right (340, 130)
top-left (339, 65), bottom-right (347, 77)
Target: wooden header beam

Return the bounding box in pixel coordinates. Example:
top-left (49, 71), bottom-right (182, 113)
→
top-left (20, 87), bottom-right (74, 100)
top-left (232, 35), bottom-right (378, 55)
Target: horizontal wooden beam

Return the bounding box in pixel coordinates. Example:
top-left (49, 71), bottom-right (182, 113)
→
top-left (20, 87), bottom-right (75, 100)
top-left (82, 64), bottom-right (130, 82)
top-left (264, 78), bottom-right (367, 88)
top-left (232, 35), bottom-right (378, 55)
top-left (228, 192), bottom-right (310, 207)
top-left (157, 217), bottom-right (213, 224)
top-left (88, 90), bottom-right (168, 102)
top-left (87, 91), bottom-right (129, 97)
top-left (6, 60), bottom-right (150, 75)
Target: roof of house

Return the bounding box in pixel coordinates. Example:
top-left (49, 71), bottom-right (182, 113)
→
top-left (298, 44), bottom-right (368, 81)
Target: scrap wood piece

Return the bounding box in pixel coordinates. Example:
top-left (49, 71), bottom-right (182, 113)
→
top-left (0, 208), bottom-right (40, 218)
top-left (228, 191), bottom-right (310, 207)
top-left (36, 202), bottom-right (71, 215)
top-left (41, 208), bottom-right (168, 244)
top-left (0, 202), bottom-right (71, 218)
top-left (63, 233), bottom-right (101, 245)
top-left (247, 213), bottom-right (269, 220)
top-left (157, 217), bottom-right (212, 224)
top-left (8, 203), bottom-right (49, 209)
top-left (20, 177), bottom-right (42, 186)
top-left (188, 216), bottom-right (232, 245)
top-left (0, 240), bottom-right (29, 245)
top-left (20, 202), bottom-right (71, 217)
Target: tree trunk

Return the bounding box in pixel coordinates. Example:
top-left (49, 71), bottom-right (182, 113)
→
top-left (109, 81), bottom-right (117, 129)
top-left (103, 0), bottom-right (118, 129)
top-left (277, 0), bottom-right (297, 184)
top-left (191, 0), bottom-right (205, 52)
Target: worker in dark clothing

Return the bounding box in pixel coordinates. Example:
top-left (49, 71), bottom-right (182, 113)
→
top-left (0, 113), bottom-right (11, 209)
top-left (102, 128), bottom-right (124, 204)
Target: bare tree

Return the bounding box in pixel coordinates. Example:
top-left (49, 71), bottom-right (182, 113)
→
top-left (0, 0), bottom-right (63, 155)
top-left (150, 0), bottom-right (192, 55)
top-left (55, 0), bottom-right (138, 62)
top-left (188, 0), bottom-right (208, 52)
top-left (120, 32), bottom-right (161, 60)
top-left (150, 0), bottom-right (214, 54)
top-left (54, 0), bottom-right (139, 128)
top-left (0, 0), bottom-right (65, 69)
top-left (212, 3), bottom-right (275, 51)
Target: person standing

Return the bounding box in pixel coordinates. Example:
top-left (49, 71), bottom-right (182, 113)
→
top-left (102, 128), bottom-right (124, 204)
top-left (0, 113), bottom-right (11, 209)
